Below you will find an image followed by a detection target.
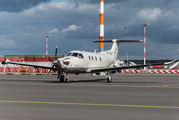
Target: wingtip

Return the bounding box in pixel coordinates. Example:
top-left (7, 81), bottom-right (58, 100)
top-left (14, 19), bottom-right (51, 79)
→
top-left (164, 59), bottom-right (177, 65)
top-left (1, 61), bottom-right (6, 64)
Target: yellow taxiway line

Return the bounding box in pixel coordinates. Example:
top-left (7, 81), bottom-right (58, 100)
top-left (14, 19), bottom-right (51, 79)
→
top-left (0, 100), bottom-right (179, 109)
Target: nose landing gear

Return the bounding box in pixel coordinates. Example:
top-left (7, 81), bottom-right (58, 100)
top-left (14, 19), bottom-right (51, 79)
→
top-left (106, 71), bottom-right (112, 82)
top-left (58, 73), bottom-right (70, 83)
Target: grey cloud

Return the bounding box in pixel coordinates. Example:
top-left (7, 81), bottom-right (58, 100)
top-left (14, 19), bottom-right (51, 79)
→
top-left (0, 0), bottom-right (179, 60)
top-left (0, 0), bottom-right (51, 12)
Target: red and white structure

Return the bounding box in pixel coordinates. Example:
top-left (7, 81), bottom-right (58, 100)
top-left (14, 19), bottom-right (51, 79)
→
top-left (121, 69), bottom-right (179, 74)
top-left (44, 34), bottom-right (51, 55)
top-left (141, 23), bottom-right (149, 70)
top-left (99, 0), bottom-right (104, 52)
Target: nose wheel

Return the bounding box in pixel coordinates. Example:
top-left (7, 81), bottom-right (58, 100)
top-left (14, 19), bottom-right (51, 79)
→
top-left (65, 75), bottom-right (70, 83)
top-left (58, 73), bottom-right (70, 83)
top-left (106, 71), bottom-right (112, 82)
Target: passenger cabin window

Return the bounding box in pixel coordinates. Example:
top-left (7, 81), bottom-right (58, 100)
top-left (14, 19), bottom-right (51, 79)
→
top-left (89, 56), bottom-right (91, 60)
top-left (95, 56), bottom-right (97, 61)
top-left (91, 56), bottom-right (93, 60)
top-left (99, 57), bottom-right (102, 61)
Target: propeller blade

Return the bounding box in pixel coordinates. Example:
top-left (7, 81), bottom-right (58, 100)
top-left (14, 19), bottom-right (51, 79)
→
top-left (47, 46), bottom-right (60, 75)
top-left (55, 46), bottom-right (58, 60)
top-left (47, 65), bottom-right (55, 75)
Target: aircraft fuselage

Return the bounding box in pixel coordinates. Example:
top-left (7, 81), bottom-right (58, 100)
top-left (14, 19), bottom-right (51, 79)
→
top-left (60, 50), bottom-right (116, 73)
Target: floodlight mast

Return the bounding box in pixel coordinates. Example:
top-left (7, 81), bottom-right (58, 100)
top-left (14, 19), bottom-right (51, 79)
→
top-left (126, 52), bottom-right (129, 66)
top-left (44, 34), bottom-right (51, 55)
top-left (141, 23), bottom-right (150, 70)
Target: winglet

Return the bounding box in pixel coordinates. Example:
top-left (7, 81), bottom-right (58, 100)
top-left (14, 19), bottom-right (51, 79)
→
top-left (164, 59), bottom-right (177, 65)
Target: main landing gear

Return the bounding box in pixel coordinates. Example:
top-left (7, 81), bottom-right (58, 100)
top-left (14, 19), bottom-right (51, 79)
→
top-left (106, 71), bottom-right (112, 82)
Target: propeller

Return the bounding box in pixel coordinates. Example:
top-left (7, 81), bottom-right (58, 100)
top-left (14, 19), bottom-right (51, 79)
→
top-left (43, 46), bottom-right (58, 62)
top-left (55, 46), bottom-right (57, 60)
top-left (47, 46), bottom-right (61, 76)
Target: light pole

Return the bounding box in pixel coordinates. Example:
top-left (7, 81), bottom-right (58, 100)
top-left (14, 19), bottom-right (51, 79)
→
top-left (141, 23), bottom-right (149, 70)
top-left (44, 34), bottom-right (51, 55)
top-left (126, 52), bottom-right (129, 66)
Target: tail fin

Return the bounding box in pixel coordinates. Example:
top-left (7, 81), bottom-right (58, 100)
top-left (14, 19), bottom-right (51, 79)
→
top-left (93, 39), bottom-right (143, 61)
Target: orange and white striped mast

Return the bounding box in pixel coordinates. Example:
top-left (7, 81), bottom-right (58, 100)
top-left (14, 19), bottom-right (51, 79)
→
top-left (99, 0), bottom-right (104, 52)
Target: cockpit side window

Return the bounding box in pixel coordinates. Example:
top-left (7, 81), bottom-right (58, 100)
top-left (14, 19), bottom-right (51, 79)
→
top-left (78, 54), bottom-right (84, 59)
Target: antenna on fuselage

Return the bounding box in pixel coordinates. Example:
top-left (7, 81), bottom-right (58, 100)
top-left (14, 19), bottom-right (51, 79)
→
top-left (94, 49), bottom-right (96, 53)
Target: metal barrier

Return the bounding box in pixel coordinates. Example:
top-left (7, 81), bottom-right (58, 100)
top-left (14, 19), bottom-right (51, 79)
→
top-left (0, 56), bottom-right (63, 74)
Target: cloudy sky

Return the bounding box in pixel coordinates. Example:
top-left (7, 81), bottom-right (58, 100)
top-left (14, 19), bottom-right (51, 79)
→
top-left (0, 0), bottom-right (179, 60)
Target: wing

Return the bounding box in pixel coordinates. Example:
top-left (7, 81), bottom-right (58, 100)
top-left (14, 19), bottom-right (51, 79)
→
top-left (1, 60), bottom-right (57, 71)
top-left (91, 60), bottom-right (176, 73)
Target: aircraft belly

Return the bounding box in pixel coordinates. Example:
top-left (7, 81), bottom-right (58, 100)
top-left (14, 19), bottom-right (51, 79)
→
top-left (65, 66), bottom-right (88, 73)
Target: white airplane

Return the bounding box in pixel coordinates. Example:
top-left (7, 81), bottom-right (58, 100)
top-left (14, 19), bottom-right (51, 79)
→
top-left (1, 39), bottom-right (175, 83)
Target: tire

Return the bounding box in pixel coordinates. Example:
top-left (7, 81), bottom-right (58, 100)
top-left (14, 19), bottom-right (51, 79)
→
top-left (60, 75), bottom-right (65, 82)
top-left (107, 76), bottom-right (112, 82)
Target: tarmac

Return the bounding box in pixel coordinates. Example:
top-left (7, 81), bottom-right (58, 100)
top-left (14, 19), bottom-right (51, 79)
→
top-left (0, 73), bottom-right (179, 120)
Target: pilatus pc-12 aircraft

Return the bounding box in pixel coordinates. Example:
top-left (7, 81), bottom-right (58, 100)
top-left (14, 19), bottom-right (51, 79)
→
top-left (1, 39), bottom-right (175, 83)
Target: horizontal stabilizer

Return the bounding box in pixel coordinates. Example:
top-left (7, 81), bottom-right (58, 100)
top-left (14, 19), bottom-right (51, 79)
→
top-left (93, 39), bottom-right (143, 43)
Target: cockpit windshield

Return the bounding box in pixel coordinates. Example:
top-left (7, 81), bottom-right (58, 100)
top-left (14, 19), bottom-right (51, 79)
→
top-left (67, 52), bottom-right (72, 56)
top-left (67, 52), bottom-right (83, 59)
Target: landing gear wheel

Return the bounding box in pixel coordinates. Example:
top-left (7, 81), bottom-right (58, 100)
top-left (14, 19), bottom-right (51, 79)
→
top-left (106, 75), bottom-right (112, 82)
top-left (60, 75), bottom-right (65, 82)
top-left (65, 76), bottom-right (70, 83)
top-left (106, 71), bottom-right (112, 83)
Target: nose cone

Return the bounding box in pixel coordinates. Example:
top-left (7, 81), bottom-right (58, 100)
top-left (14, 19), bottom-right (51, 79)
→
top-left (53, 59), bottom-right (60, 64)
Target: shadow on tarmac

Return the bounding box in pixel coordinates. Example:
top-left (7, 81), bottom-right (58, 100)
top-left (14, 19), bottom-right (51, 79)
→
top-left (1, 79), bottom-right (159, 84)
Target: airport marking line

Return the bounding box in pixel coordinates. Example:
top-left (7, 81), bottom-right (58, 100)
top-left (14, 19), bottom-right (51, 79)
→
top-left (146, 84), bottom-right (179, 87)
top-left (0, 100), bottom-right (179, 109)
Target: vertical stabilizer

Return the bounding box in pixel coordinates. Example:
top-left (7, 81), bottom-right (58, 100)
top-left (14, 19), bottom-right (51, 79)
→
top-left (94, 39), bottom-right (143, 61)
